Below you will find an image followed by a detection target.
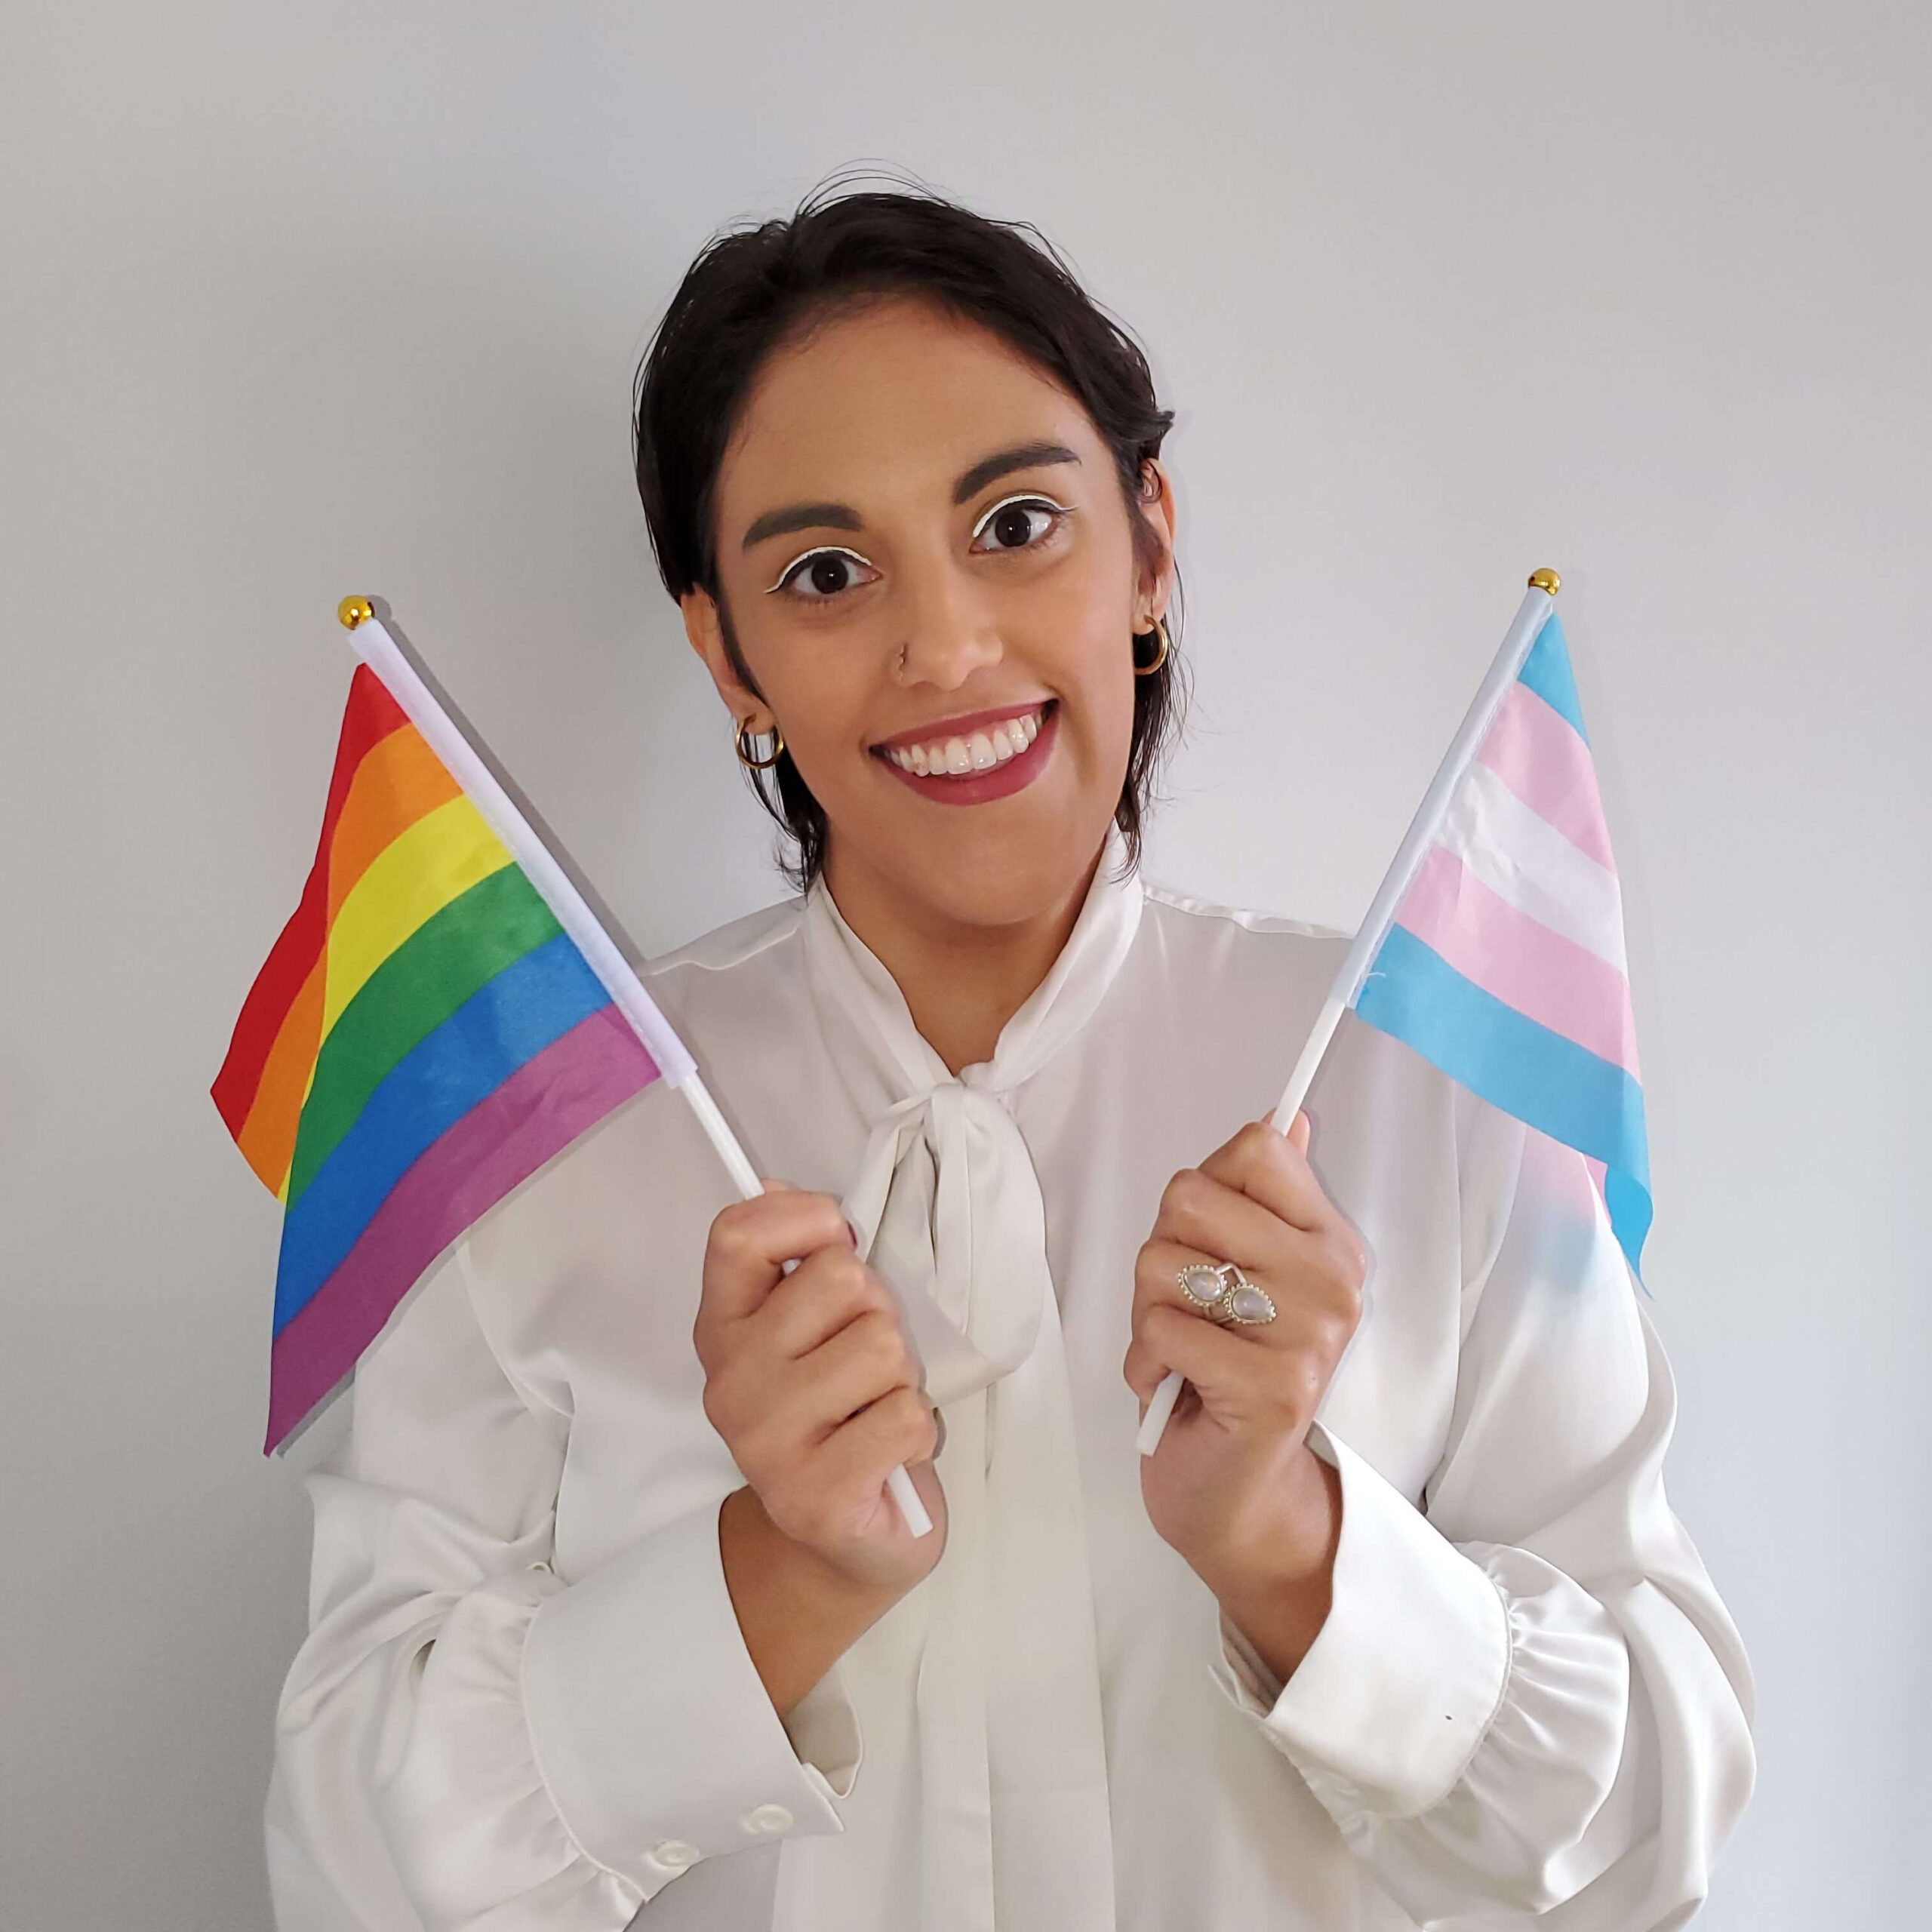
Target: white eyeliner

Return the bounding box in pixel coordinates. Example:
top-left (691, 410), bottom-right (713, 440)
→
top-left (968, 492), bottom-right (1072, 544)
top-left (764, 545), bottom-right (871, 595)
top-left (762, 496), bottom-right (1074, 596)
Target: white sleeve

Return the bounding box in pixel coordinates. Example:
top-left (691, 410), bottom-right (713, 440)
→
top-left (264, 1241), bottom-right (860, 1932)
top-left (1209, 1106), bottom-right (1757, 1927)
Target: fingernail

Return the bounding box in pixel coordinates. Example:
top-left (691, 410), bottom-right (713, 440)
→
top-left (844, 1218), bottom-right (860, 1248)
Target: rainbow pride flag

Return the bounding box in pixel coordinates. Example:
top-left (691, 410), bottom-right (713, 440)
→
top-left (214, 662), bottom-right (663, 1451)
top-left (1352, 611), bottom-right (1651, 1273)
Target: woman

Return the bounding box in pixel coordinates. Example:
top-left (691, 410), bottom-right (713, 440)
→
top-left (265, 183), bottom-right (1755, 1932)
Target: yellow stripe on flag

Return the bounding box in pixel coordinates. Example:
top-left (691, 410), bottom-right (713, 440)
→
top-left (320, 794), bottom-right (514, 1035)
top-left (326, 724), bottom-right (464, 921)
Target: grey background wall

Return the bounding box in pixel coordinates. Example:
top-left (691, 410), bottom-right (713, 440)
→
top-left (5, 4), bottom-right (1926, 1925)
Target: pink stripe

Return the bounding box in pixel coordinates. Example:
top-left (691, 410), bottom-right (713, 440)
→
top-left (1393, 844), bottom-right (1641, 1077)
top-left (266, 1005), bottom-right (659, 1451)
top-left (1476, 681), bottom-right (1617, 870)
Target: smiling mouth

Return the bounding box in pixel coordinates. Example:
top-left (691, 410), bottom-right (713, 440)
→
top-left (872, 702), bottom-right (1054, 778)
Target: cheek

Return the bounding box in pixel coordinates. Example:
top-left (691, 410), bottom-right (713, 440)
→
top-left (768, 663), bottom-right (874, 781)
top-left (1067, 622), bottom-right (1139, 771)
top-left (1051, 521), bottom-right (1143, 728)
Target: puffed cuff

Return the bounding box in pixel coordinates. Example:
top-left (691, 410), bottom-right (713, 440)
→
top-left (521, 1497), bottom-right (860, 1897)
top-left (1211, 1421), bottom-right (1509, 1819)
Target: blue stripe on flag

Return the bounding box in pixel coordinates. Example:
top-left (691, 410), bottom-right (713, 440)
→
top-left (1603, 1167), bottom-right (1654, 1284)
top-left (1517, 614), bottom-right (1589, 745)
top-left (1356, 924), bottom-right (1651, 1275)
top-left (272, 933), bottom-right (611, 1333)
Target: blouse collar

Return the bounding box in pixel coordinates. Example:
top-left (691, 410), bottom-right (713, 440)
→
top-left (800, 823), bottom-right (1146, 1112)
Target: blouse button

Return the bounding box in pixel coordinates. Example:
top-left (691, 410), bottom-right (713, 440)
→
top-left (741, 1803), bottom-right (794, 1835)
top-left (649, 1839), bottom-right (700, 1869)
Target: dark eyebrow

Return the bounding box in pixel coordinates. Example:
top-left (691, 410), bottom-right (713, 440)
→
top-left (740, 499), bottom-right (862, 552)
top-left (950, 440), bottom-right (1081, 506)
top-left (740, 441), bottom-right (1082, 552)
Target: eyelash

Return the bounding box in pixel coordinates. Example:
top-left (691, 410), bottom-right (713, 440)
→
top-left (765, 494), bottom-right (1075, 602)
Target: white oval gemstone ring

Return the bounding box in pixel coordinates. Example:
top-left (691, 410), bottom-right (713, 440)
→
top-left (1175, 1260), bottom-right (1278, 1327)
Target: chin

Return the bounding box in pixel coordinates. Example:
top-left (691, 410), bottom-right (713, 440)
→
top-left (876, 805), bottom-right (1117, 931)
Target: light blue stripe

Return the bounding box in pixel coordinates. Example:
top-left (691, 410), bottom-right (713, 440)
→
top-left (1517, 614), bottom-right (1589, 745)
top-left (1603, 1168), bottom-right (1653, 1284)
top-left (1356, 924), bottom-right (1651, 1275)
top-left (272, 932), bottom-right (611, 1333)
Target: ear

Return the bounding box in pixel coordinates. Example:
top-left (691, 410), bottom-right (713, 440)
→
top-left (1132, 457), bottom-right (1179, 629)
top-left (681, 588), bottom-right (773, 734)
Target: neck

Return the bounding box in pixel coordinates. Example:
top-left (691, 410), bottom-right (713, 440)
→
top-left (820, 842), bottom-right (1103, 1076)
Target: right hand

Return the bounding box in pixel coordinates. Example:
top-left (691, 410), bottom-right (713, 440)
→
top-left (694, 1183), bottom-right (948, 1595)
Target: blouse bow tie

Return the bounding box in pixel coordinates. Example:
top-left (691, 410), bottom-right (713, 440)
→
top-left (841, 1075), bottom-right (1046, 1417)
top-left (799, 848), bottom-right (1144, 1932)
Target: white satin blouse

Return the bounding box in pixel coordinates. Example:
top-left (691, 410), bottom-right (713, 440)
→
top-left (264, 838), bottom-right (1755, 1931)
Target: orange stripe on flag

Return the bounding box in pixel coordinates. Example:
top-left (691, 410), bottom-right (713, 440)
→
top-left (325, 725), bottom-right (463, 922)
top-left (235, 953), bottom-right (327, 1193)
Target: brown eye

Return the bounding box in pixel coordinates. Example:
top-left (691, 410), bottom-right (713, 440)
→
top-left (772, 547), bottom-right (878, 601)
top-left (969, 495), bottom-right (1071, 555)
top-left (993, 505), bottom-right (1041, 549)
top-left (796, 555), bottom-right (854, 597)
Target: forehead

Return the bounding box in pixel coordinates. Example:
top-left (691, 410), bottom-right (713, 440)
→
top-left (716, 296), bottom-right (1098, 517)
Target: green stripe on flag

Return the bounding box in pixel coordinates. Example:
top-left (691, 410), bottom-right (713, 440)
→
top-left (285, 865), bottom-right (562, 1206)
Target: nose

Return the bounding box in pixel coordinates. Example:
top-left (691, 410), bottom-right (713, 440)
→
top-left (895, 557), bottom-right (1003, 691)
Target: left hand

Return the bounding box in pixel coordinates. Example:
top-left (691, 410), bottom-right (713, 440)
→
top-left (1123, 1112), bottom-right (1366, 1637)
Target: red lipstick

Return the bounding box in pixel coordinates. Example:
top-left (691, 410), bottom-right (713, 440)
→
top-left (872, 701), bottom-right (1059, 807)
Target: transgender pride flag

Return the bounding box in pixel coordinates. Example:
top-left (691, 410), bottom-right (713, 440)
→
top-left (1353, 606), bottom-right (1651, 1273)
top-left (1140, 575), bottom-right (1651, 1460)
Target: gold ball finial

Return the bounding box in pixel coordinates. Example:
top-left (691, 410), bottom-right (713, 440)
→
top-left (1527, 568), bottom-right (1561, 596)
top-left (337, 595), bottom-right (374, 630)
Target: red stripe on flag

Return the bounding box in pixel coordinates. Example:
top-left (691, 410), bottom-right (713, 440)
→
top-left (233, 954), bottom-right (326, 1192)
top-left (212, 666), bottom-right (411, 1139)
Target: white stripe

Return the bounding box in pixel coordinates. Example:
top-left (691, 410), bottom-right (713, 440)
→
top-left (1433, 761), bottom-right (1629, 974)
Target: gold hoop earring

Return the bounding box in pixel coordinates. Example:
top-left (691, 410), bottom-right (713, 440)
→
top-left (1132, 615), bottom-right (1171, 676)
top-left (733, 719), bottom-right (785, 770)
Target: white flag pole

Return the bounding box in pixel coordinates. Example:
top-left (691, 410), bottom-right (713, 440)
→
top-left (1135, 571), bottom-right (1561, 1459)
top-left (335, 598), bottom-right (931, 1538)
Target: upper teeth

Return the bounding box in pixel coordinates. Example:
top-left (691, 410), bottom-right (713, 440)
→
top-left (886, 709), bottom-right (1045, 777)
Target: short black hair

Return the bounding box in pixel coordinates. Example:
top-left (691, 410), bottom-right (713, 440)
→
top-left (632, 165), bottom-right (1187, 892)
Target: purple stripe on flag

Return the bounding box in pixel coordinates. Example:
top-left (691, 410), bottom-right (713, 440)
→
top-left (266, 1004), bottom-right (660, 1451)
top-left (1475, 681), bottom-right (1617, 871)
top-left (1393, 844), bottom-right (1641, 1078)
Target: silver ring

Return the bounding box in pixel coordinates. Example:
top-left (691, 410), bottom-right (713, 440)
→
top-left (1175, 1260), bottom-right (1277, 1327)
